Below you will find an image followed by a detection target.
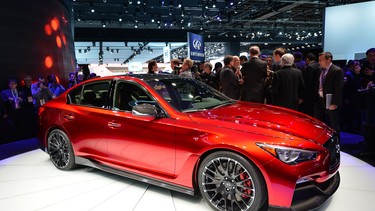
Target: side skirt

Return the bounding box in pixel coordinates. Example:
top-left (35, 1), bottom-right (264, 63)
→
top-left (75, 156), bottom-right (196, 196)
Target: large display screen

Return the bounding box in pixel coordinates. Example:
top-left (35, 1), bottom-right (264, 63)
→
top-left (324, 1), bottom-right (375, 60)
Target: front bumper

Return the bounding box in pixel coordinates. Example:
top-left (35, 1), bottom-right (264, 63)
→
top-left (269, 171), bottom-right (340, 211)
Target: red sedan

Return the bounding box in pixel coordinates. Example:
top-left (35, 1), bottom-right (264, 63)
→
top-left (38, 74), bottom-right (340, 211)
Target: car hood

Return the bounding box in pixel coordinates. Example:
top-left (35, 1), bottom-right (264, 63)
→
top-left (187, 102), bottom-right (331, 143)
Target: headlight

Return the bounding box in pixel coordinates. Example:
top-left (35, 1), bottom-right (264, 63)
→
top-left (256, 143), bottom-right (318, 164)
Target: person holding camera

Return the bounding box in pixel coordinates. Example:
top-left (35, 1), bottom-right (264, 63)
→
top-left (31, 75), bottom-right (53, 112)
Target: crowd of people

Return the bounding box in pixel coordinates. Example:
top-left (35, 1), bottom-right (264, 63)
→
top-left (159, 47), bottom-right (375, 150)
top-left (1, 47), bottom-right (375, 152)
top-left (0, 72), bottom-right (84, 142)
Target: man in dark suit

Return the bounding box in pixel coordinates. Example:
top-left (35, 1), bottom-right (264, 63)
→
top-left (220, 55), bottom-right (243, 99)
top-left (315, 52), bottom-right (344, 140)
top-left (272, 53), bottom-right (304, 110)
top-left (300, 53), bottom-right (320, 116)
top-left (1, 78), bottom-right (25, 141)
top-left (241, 46), bottom-right (267, 103)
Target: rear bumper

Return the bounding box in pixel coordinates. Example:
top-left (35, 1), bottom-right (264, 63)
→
top-left (269, 171), bottom-right (340, 211)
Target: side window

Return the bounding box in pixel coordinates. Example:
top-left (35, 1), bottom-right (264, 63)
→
top-left (79, 82), bottom-right (110, 108)
top-left (114, 82), bottom-right (153, 111)
top-left (67, 86), bottom-right (83, 105)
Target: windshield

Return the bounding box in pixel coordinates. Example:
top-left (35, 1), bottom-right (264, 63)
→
top-left (146, 78), bottom-right (235, 112)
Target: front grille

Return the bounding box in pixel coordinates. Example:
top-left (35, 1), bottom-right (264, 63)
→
top-left (323, 136), bottom-right (340, 172)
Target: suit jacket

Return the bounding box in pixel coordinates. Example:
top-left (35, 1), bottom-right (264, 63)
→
top-left (1, 88), bottom-right (25, 113)
top-left (300, 61), bottom-right (320, 115)
top-left (220, 66), bottom-right (240, 99)
top-left (322, 64), bottom-right (344, 107)
top-left (240, 57), bottom-right (267, 103)
top-left (272, 61), bottom-right (283, 72)
top-left (272, 66), bottom-right (305, 110)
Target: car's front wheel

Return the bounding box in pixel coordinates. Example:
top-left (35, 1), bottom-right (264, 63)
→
top-left (198, 151), bottom-right (267, 211)
top-left (47, 129), bottom-right (75, 170)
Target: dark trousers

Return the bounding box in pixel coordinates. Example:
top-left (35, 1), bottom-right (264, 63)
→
top-left (314, 98), bottom-right (341, 141)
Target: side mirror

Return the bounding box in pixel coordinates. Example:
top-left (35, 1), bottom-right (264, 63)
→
top-left (132, 103), bottom-right (158, 117)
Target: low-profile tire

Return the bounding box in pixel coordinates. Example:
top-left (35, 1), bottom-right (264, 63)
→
top-left (198, 151), bottom-right (267, 211)
top-left (47, 129), bottom-right (76, 170)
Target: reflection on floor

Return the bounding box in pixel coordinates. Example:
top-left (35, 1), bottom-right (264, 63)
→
top-left (0, 149), bottom-right (374, 211)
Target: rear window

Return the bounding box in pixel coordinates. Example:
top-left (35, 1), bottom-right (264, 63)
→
top-left (68, 81), bottom-right (110, 108)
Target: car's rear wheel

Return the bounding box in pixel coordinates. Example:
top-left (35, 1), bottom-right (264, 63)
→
top-left (198, 151), bottom-right (267, 211)
top-left (47, 129), bottom-right (75, 170)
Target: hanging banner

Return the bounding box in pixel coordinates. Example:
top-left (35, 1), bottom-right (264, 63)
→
top-left (187, 32), bottom-right (204, 61)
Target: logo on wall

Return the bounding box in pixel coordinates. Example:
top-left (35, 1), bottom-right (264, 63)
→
top-left (193, 39), bottom-right (202, 50)
top-left (187, 32), bottom-right (204, 61)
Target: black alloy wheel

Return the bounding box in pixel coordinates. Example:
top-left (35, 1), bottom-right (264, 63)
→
top-left (198, 151), bottom-right (267, 211)
top-left (47, 129), bottom-right (75, 170)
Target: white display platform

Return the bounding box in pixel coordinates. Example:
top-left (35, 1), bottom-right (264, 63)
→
top-left (0, 150), bottom-right (374, 211)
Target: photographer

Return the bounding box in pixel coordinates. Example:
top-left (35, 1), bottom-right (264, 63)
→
top-left (31, 75), bottom-right (53, 112)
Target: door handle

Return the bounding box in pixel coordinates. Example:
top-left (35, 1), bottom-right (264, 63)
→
top-left (107, 122), bottom-right (122, 128)
top-left (63, 114), bottom-right (74, 120)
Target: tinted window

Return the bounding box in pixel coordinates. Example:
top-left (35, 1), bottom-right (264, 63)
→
top-left (146, 78), bottom-right (233, 112)
top-left (79, 81), bottom-right (110, 108)
top-left (67, 86), bottom-right (82, 105)
top-left (113, 82), bottom-right (153, 111)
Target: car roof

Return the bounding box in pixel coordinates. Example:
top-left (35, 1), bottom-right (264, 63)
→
top-left (94, 74), bottom-right (181, 82)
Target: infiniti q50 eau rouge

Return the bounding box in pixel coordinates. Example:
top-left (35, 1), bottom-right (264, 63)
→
top-left (38, 74), bottom-right (340, 211)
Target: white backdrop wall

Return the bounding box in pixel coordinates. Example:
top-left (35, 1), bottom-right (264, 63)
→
top-left (324, 1), bottom-right (375, 60)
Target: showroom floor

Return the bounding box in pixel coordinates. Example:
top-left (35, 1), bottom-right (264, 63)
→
top-left (0, 149), bottom-right (374, 211)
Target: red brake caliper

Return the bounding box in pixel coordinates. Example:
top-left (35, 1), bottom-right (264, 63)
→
top-left (239, 172), bottom-right (252, 198)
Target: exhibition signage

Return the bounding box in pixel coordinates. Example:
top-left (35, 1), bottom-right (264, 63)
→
top-left (163, 45), bottom-right (171, 63)
top-left (187, 32), bottom-right (204, 61)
